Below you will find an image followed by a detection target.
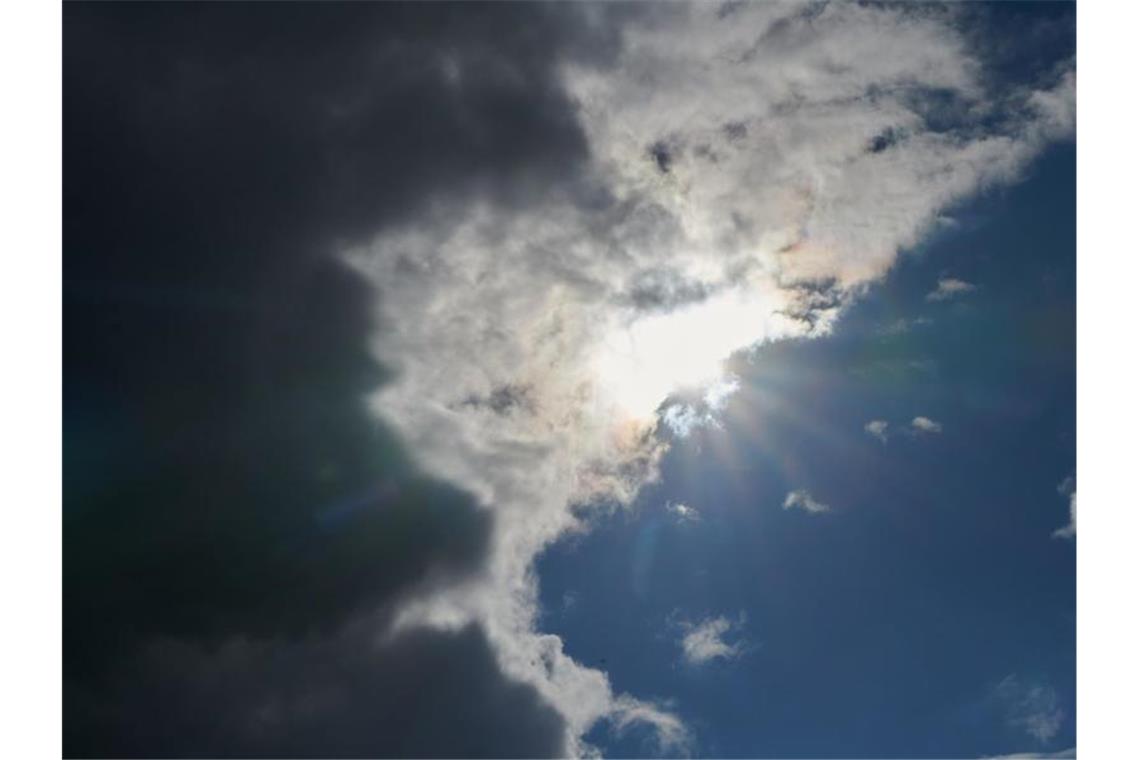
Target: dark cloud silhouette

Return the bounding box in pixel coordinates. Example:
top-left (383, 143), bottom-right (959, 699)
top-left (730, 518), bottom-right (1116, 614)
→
top-left (62, 2), bottom-right (623, 755)
top-left (66, 622), bottom-right (567, 759)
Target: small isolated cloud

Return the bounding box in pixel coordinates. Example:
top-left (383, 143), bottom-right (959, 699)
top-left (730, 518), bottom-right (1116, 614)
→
top-left (911, 416), bottom-right (943, 434)
top-left (1053, 476), bottom-right (1076, 540)
top-left (666, 501), bottom-right (701, 524)
top-left (993, 675), bottom-right (1065, 745)
top-left (865, 419), bottom-right (889, 443)
top-left (926, 277), bottom-right (977, 301)
top-left (677, 614), bottom-right (748, 666)
top-left (783, 489), bottom-right (830, 514)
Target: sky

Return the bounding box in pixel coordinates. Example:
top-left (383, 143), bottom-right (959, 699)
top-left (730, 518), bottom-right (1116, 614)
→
top-left (63, 2), bottom-right (1075, 758)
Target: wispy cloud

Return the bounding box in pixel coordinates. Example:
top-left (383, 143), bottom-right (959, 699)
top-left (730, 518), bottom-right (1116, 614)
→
top-left (911, 416), bottom-right (943, 434)
top-left (661, 376), bottom-right (742, 439)
top-left (783, 490), bottom-right (831, 514)
top-left (865, 419), bottom-right (889, 443)
top-left (926, 277), bottom-right (977, 301)
top-left (666, 501), bottom-right (701, 524)
top-left (1053, 476), bottom-right (1076, 540)
top-left (677, 614), bottom-right (748, 666)
top-left (993, 675), bottom-right (1065, 745)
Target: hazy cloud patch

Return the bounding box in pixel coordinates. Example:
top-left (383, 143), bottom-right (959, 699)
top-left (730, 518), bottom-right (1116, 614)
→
top-left (993, 675), bottom-right (1065, 745)
top-left (926, 277), bottom-right (978, 301)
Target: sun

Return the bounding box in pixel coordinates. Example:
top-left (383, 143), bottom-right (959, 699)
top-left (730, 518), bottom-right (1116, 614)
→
top-left (592, 290), bottom-right (774, 421)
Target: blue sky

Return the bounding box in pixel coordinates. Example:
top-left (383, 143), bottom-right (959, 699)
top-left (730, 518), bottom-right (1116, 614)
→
top-left (539, 144), bottom-right (1075, 758)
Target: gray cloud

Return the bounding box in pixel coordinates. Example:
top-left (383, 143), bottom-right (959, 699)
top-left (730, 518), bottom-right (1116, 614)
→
top-left (66, 621), bottom-right (567, 758)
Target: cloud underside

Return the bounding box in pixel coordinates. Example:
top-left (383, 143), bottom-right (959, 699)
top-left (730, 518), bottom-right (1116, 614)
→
top-left (65, 2), bottom-right (1074, 756)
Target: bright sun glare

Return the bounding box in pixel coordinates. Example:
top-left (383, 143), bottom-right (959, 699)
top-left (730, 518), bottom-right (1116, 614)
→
top-left (594, 291), bottom-right (773, 420)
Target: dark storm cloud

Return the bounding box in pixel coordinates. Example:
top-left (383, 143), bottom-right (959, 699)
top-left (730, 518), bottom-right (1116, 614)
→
top-left (66, 623), bottom-right (566, 759)
top-left (64, 2), bottom-right (624, 755)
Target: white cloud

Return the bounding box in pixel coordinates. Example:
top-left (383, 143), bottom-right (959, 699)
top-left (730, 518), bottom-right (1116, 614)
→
top-left (344, 3), bottom-right (1073, 751)
top-left (783, 489), bottom-right (831, 514)
top-left (911, 416), bottom-right (944, 434)
top-left (926, 276), bottom-right (978, 301)
top-left (677, 614), bottom-right (748, 666)
top-left (666, 501), bottom-right (701, 524)
top-left (1052, 495), bottom-right (1076, 539)
top-left (865, 419), bottom-right (889, 443)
